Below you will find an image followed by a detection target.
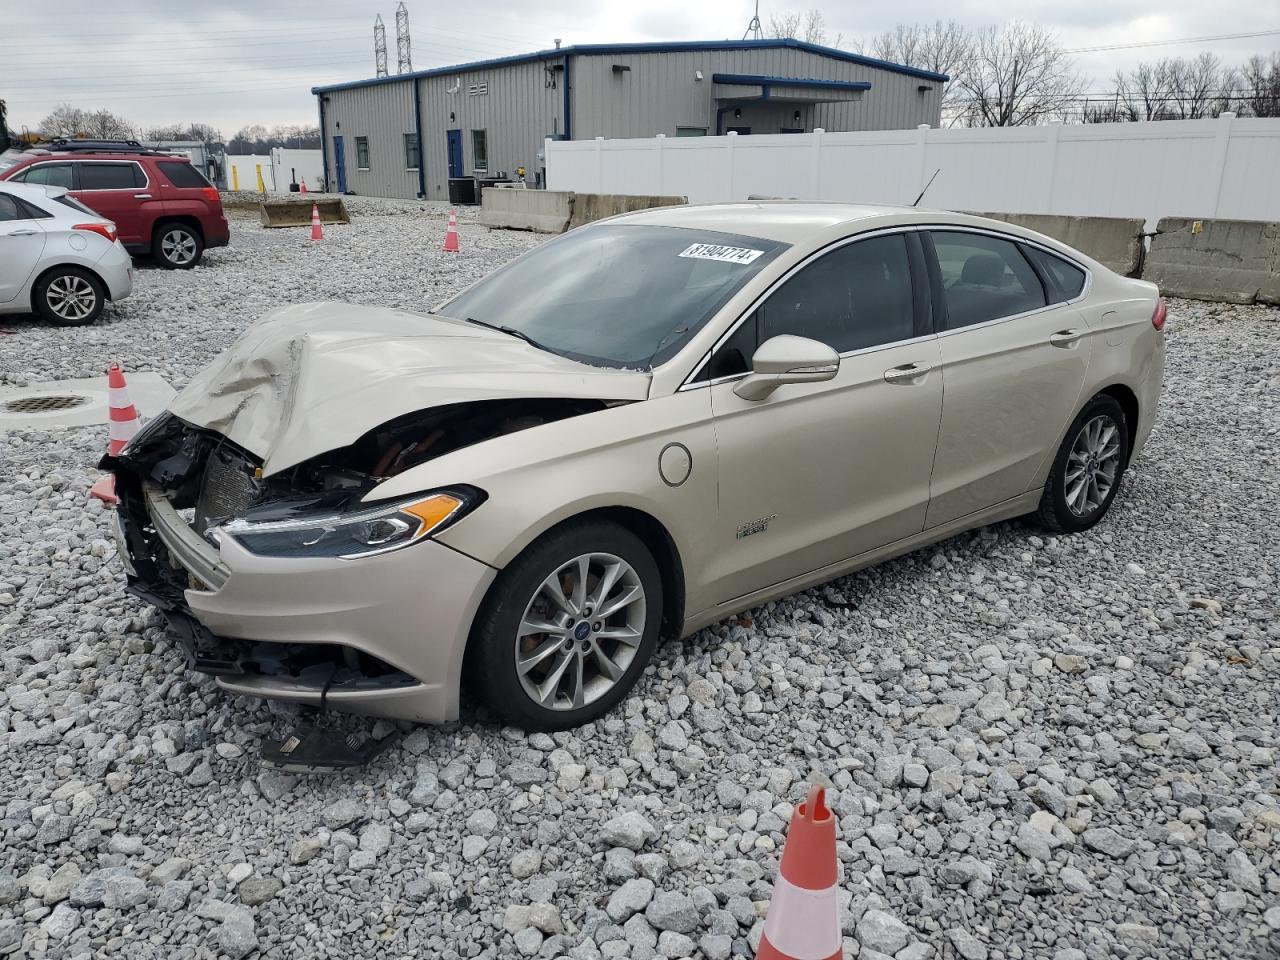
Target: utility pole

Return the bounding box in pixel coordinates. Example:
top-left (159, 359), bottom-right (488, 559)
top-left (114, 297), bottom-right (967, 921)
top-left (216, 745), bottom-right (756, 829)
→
top-left (374, 15), bottom-right (388, 78)
top-left (396, 2), bottom-right (412, 74)
top-left (742, 0), bottom-right (762, 40)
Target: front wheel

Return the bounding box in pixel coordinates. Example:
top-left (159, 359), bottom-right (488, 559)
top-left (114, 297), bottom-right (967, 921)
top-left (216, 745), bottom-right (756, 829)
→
top-left (1035, 394), bottom-right (1130, 533)
top-left (154, 223), bottom-right (203, 269)
top-left (469, 520), bottom-right (662, 731)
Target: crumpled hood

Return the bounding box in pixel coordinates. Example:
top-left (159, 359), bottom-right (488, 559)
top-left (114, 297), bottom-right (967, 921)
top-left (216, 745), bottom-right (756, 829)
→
top-left (169, 302), bottom-right (651, 475)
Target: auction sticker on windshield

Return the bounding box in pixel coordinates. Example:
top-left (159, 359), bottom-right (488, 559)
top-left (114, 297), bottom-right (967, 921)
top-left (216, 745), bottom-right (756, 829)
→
top-left (678, 243), bottom-right (764, 265)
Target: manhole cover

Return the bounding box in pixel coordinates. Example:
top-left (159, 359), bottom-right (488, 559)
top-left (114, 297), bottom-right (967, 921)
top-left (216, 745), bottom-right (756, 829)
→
top-left (2, 394), bottom-right (91, 414)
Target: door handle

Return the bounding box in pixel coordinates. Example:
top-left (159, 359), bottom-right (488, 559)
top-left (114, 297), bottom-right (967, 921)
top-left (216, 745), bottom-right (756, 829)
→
top-left (1050, 329), bottom-right (1083, 348)
top-left (134, 193), bottom-right (152, 199)
top-left (4, 228), bottom-right (39, 236)
top-left (883, 362), bottom-right (933, 384)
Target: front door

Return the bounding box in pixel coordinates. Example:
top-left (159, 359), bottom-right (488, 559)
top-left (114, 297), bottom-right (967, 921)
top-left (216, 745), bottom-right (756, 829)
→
top-left (704, 231), bottom-right (943, 603)
top-left (446, 130), bottom-right (463, 178)
top-left (333, 136), bottom-right (347, 193)
top-left (924, 229), bottom-right (1092, 528)
top-left (0, 193), bottom-right (47, 303)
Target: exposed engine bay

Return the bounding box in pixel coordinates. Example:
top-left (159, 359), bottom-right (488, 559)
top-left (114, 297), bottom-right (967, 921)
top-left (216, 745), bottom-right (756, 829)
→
top-left (109, 397), bottom-right (607, 688)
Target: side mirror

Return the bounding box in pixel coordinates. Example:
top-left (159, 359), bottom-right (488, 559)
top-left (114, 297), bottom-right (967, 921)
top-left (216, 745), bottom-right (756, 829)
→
top-left (733, 335), bottom-right (839, 401)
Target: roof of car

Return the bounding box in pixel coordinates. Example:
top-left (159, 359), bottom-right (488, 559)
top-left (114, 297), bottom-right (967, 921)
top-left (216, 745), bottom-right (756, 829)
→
top-left (0, 180), bottom-right (68, 199)
top-left (606, 201), bottom-right (920, 243)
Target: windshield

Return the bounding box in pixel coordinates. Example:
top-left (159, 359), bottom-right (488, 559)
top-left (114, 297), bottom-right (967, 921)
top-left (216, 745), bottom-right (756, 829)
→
top-left (436, 224), bottom-right (786, 368)
top-left (0, 149), bottom-right (30, 174)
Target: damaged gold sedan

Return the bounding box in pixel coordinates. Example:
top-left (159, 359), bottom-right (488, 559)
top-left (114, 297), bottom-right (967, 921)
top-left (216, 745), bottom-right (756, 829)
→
top-left (108, 203), bottom-right (1165, 731)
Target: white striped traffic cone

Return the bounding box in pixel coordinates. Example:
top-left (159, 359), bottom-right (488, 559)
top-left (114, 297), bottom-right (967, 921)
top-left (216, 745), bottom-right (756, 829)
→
top-left (310, 203), bottom-right (324, 241)
top-left (756, 785), bottom-right (843, 960)
top-left (89, 364), bottom-right (141, 505)
top-left (442, 209), bottom-right (460, 252)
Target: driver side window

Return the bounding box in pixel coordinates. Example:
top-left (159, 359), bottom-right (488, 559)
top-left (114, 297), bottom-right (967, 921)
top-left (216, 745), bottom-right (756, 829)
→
top-left (698, 232), bottom-right (916, 381)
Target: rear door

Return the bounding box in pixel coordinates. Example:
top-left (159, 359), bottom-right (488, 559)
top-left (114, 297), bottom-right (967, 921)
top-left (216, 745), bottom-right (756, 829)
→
top-left (924, 228), bottom-right (1092, 528)
top-left (0, 193), bottom-right (47, 303)
top-left (73, 161), bottom-right (153, 249)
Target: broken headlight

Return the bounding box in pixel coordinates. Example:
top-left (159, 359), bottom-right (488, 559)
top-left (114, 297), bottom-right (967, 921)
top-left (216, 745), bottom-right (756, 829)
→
top-left (216, 490), bottom-right (478, 560)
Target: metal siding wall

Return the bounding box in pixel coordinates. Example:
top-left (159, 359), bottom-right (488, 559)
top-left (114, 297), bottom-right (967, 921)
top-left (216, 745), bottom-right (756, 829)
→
top-left (420, 60), bottom-right (562, 200)
top-left (571, 49), bottom-right (941, 138)
top-left (321, 80), bottom-right (419, 198)
top-left (317, 47), bottom-right (942, 199)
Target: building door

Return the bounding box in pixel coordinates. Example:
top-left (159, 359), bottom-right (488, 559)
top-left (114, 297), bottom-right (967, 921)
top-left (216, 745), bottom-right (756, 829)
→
top-left (333, 136), bottom-right (347, 193)
top-left (446, 130), bottom-right (463, 178)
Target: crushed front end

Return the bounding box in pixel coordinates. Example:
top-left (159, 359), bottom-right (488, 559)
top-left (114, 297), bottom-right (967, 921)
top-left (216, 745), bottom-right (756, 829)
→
top-left (105, 411), bottom-right (502, 723)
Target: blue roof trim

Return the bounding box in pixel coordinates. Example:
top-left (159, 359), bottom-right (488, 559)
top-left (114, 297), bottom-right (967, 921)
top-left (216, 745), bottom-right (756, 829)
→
top-left (310, 38), bottom-right (947, 95)
top-left (711, 73), bottom-right (872, 92)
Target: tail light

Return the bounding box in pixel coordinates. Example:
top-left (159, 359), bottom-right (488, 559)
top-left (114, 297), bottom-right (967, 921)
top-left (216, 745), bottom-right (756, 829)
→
top-left (1151, 297), bottom-right (1168, 331)
top-left (75, 222), bottom-right (118, 243)
top-left (201, 187), bottom-right (219, 204)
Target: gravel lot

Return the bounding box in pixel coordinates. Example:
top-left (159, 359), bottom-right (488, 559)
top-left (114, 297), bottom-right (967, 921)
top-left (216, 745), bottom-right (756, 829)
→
top-left (1, 207), bottom-right (1278, 960)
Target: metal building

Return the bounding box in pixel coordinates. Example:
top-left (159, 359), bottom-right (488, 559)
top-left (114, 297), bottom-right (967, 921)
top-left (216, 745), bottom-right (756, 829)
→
top-left (311, 39), bottom-right (947, 201)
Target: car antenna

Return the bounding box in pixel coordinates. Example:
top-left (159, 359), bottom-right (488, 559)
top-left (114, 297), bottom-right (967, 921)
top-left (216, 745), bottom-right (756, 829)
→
top-left (912, 169), bottom-right (941, 207)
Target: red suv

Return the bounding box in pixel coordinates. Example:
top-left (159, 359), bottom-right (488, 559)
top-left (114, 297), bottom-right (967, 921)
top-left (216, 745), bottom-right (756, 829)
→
top-left (0, 140), bottom-right (230, 268)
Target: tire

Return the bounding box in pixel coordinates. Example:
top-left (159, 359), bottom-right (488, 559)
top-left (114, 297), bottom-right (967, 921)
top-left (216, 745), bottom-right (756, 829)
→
top-left (33, 267), bottom-right (105, 326)
top-left (470, 519), bottom-right (663, 731)
top-left (154, 222), bottom-right (203, 269)
top-left (1035, 394), bottom-right (1130, 534)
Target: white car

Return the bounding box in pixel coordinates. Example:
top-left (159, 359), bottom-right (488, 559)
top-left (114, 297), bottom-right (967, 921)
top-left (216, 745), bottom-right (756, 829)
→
top-left (0, 180), bottom-right (133, 325)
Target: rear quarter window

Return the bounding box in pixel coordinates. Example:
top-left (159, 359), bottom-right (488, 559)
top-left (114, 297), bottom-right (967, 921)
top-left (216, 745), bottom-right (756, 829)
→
top-left (159, 161), bottom-right (212, 188)
top-left (1023, 245), bottom-right (1087, 302)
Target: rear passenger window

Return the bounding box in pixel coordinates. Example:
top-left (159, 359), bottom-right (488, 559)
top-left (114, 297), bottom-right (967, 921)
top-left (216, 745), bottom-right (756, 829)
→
top-left (0, 195), bottom-right (24, 221)
top-left (1023, 245), bottom-right (1087, 302)
top-left (14, 163), bottom-right (74, 188)
top-left (78, 163), bottom-right (141, 190)
top-left (159, 161), bottom-right (212, 188)
top-left (931, 231), bottom-right (1046, 330)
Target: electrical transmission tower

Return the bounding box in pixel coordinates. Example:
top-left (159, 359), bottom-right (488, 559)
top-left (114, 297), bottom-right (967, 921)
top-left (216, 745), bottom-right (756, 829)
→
top-left (374, 14), bottom-right (388, 78)
top-left (742, 0), bottom-right (762, 40)
top-left (396, 2), bottom-right (412, 74)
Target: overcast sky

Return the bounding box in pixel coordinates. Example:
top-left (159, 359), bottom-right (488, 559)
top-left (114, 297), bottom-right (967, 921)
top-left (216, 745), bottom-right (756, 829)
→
top-left (5, 0), bottom-right (1278, 135)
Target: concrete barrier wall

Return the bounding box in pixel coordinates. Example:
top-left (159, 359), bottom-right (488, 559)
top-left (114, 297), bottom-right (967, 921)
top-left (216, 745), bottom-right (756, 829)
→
top-left (480, 190), bottom-right (688, 233)
top-left (567, 194), bottom-right (688, 231)
top-left (480, 189), bottom-right (574, 233)
top-left (1143, 218), bottom-right (1280, 304)
top-left (974, 212), bottom-right (1146, 277)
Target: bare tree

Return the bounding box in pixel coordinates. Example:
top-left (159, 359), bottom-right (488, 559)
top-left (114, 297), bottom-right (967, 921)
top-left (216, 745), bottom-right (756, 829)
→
top-left (1094, 53), bottom-right (1239, 123)
top-left (768, 9), bottom-right (841, 48)
top-left (870, 20), bottom-right (973, 122)
top-left (226, 124), bottom-right (321, 155)
top-left (957, 22), bottom-right (1083, 126)
top-left (1237, 52), bottom-right (1280, 117)
top-left (145, 122), bottom-right (224, 143)
top-left (39, 103), bottom-right (137, 140)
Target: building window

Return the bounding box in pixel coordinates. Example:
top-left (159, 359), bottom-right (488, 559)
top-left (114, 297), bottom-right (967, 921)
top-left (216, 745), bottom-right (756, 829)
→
top-left (355, 136), bottom-right (370, 170)
top-left (404, 133), bottom-right (419, 170)
top-left (676, 127), bottom-right (707, 137)
top-left (471, 129), bottom-right (487, 172)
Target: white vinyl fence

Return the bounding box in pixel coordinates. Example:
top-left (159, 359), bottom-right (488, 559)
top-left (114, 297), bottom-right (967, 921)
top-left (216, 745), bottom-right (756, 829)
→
top-left (546, 114), bottom-right (1280, 230)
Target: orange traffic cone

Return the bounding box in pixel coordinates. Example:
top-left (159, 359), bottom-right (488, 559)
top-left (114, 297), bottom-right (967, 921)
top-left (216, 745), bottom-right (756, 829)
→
top-left (310, 203), bottom-right (324, 241)
top-left (442, 209), bottom-right (460, 252)
top-left (89, 364), bottom-right (142, 505)
top-left (299, 178), bottom-right (308, 194)
top-left (757, 785), bottom-right (843, 960)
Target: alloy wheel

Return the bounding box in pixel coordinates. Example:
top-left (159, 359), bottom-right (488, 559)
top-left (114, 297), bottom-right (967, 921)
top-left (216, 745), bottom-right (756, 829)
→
top-left (1065, 414), bottom-right (1122, 516)
top-left (161, 229), bottom-right (198, 265)
top-left (514, 552), bottom-right (647, 711)
top-left (45, 275), bottom-right (98, 322)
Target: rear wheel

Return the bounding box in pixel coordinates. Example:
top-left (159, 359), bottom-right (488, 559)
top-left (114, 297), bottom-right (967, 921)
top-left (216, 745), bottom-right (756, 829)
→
top-left (154, 222), bottom-right (203, 268)
top-left (33, 267), bottom-right (105, 326)
top-left (470, 520), bottom-right (662, 731)
top-left (1036, 394), bottom-right (1130, 533)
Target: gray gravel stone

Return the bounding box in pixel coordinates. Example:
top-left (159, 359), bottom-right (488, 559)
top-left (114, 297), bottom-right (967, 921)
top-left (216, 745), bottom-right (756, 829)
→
top-left (645, 890), bottom-right (699, 933)
top-left (601, 811), bottom-right (658, 851)
top-left (857, 909), bottom-right (911, 954)
top-left (606, 878), bottom-right (655, 922)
